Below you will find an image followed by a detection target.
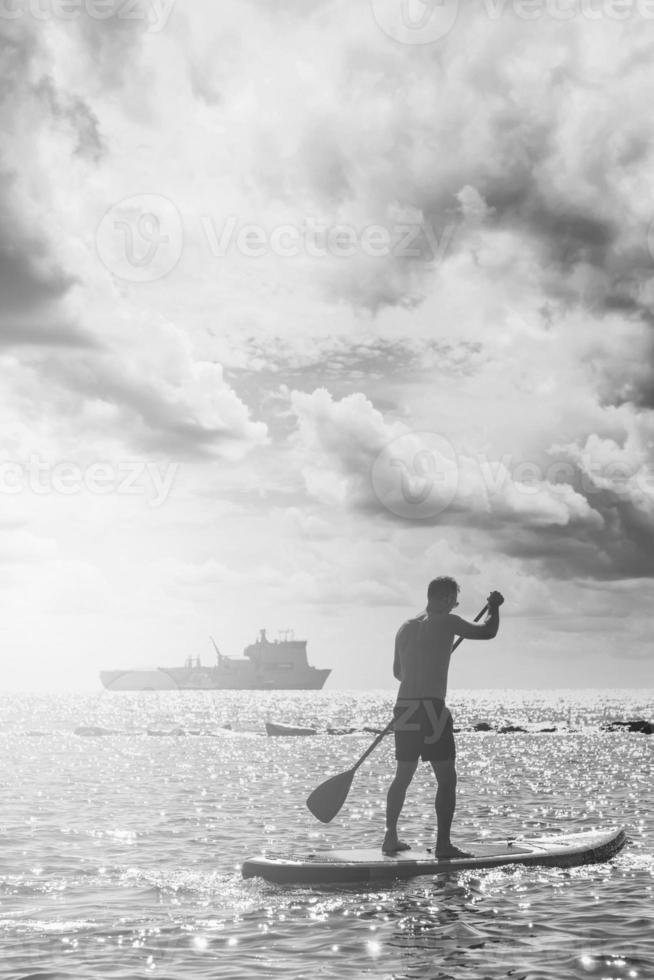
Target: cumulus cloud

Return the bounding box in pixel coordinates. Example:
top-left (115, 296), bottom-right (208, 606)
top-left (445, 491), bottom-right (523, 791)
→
top-left (289, 387), bottom-right (600, 517)
top-left (0, 13), bottom-right (268, 462)
top-left (3, 1), bottom-right (654, 684)
top-left (44, 321), bottom-right (268, 459)
top-left (286, 385), bottom-right (654, 579)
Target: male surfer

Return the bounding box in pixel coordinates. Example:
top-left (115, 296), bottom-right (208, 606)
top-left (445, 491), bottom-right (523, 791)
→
top-left (383, 577), bottom-right (504, 858)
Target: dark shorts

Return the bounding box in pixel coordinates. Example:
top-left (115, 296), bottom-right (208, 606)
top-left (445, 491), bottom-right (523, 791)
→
top-left (393, 698), bottom-right (456, 763)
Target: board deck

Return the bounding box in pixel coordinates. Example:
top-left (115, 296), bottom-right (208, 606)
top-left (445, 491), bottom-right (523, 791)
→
top-left (242, 827), bottom-right (626, 884)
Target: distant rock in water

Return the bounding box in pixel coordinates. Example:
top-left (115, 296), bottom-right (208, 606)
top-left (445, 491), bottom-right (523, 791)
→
top-left (146, 727), bottom-right (218, 736)
top-left (266, 722), bottom-right (381, 737)
top-left (605, 719), bottom-right (654, 735)
top-left (74, 726), bottom-right (120, 737)
top-left (470, 722), bottom-right (557, 734)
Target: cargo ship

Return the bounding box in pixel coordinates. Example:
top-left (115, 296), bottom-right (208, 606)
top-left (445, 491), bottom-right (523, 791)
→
top-left (100, 629), bottom-right (331, 691)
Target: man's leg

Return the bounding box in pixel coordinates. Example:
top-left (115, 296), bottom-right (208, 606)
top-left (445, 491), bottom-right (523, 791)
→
top-left (382, 760), bottom-right (418, 854)
top-left (430, 759), bottom-right (471, 858)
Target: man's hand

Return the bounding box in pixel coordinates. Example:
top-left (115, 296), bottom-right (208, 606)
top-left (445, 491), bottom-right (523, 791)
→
top-left (487, 590), bottom-right (504, 608)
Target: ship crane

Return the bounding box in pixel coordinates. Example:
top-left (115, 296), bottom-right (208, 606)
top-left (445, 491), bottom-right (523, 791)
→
top-left (210, 636), bottom-right (226, 666)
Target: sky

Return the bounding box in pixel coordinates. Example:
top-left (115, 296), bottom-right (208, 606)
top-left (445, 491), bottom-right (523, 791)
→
top-left (1, 0), bottom-right (654, 691)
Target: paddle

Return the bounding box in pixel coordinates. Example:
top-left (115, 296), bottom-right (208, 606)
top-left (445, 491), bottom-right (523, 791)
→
top-left (306, 603), bottom-right (490, 823)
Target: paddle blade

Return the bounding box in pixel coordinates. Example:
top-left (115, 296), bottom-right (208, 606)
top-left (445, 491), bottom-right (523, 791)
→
top-left (306, 768), bottom-right (356, 823)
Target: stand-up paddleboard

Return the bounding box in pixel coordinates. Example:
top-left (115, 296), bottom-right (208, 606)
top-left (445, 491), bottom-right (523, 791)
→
top-left (242, 827), bottom-right (625, 884)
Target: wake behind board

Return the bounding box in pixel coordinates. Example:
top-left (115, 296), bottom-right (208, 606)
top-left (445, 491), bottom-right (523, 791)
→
top-left (242, 827), bottom-right (625, 885)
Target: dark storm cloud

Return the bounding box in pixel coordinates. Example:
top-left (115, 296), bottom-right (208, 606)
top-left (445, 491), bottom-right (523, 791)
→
top-left (43, 349), bottom-right (267, 460)
top-left (0, 238), bottom-right (75, 316)
top-left (35, 77), bottom-right (104, 160)
top-left (0, 318), bottom-right (95, 349)
top-left (497, 507), bottom-right (654, 581)
top-left (72, 1), bottom-right (156, 88)
top-left (0, 23), bottom-right (91, 347)
top-left (0, 180), bottom-right (84, 348)
top-left (289, 379), bottom-right (654, 582)
top-left (0, 17), bottom-right (266, 459)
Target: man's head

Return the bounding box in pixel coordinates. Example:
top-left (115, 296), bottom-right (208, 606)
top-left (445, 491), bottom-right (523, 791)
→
top-left (427, 576), bottom-right (460, 612)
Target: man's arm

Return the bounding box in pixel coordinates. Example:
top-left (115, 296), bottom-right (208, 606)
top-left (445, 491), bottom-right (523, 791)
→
top-left (393, 633), bottom-right (402, 680)
top-left (450, 591), bottom-right (504, 641)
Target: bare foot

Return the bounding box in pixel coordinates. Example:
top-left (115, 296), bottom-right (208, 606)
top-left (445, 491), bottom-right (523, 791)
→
top-left (435, 843), bottom-right (472, 859)
top-left (382, 834), bottom-right (412, 855)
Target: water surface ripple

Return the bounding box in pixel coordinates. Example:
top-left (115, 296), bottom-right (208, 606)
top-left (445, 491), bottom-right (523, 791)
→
top-left (1, 690), bottom-right (652, 979)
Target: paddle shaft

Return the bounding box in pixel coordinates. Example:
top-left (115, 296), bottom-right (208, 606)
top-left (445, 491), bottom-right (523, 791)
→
top-left (349, 603), bottom-right (490, 776)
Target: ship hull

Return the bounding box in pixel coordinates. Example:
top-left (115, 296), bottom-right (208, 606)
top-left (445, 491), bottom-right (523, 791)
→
top-left (100, 667), bottom-right (331, 692)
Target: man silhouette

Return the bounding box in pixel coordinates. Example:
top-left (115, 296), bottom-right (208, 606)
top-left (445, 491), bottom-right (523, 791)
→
top-left (383, 577), bottom-right (504, 858)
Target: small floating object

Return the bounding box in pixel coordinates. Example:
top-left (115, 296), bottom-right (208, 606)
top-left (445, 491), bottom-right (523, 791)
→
top-left (242, 827), bottom-right (626, 884)
top-left (265, 721), bottom-right (318, 737)
top-left (74, 726), bottom-right (121, 737)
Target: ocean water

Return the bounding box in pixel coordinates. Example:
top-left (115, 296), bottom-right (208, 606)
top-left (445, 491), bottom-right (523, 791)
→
top-left (1, 689), bottom-right (652, 980)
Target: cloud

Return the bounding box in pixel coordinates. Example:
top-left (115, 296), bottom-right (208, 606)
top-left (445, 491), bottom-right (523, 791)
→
top-left (286, 386), bottom-right (654, 580)
top-left (151, 553), bottom-right (412, 609)
top-left (45, 321), bottom-right (269, 459)
top-left (289, 388), bottom-right (601, 520)
top-left (0, 16), bottom-right (268, 461)
top-left (2, 1), bottom-right (654, 688)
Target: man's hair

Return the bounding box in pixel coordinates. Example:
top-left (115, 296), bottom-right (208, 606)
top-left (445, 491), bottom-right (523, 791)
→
top-left (427, 576), bottom-right (460, 600)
